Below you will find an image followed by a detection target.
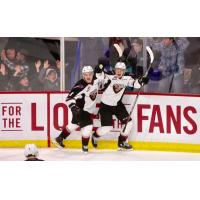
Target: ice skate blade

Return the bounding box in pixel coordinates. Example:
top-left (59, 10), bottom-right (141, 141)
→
top-left (51, 139), bottom-right (64, 149)
top-left (118, 147), bottom-right (133, 151)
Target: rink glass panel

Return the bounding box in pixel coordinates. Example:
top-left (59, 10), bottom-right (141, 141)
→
top-left (63, 37), bottom-right (200, 94)
top-left (0, 37), bottom-right (60, 92)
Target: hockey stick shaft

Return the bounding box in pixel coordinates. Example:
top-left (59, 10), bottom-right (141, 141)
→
top-left (121, 46), bottom-right (154, 133)
top-left (122, 86), bottom-right (143, 132)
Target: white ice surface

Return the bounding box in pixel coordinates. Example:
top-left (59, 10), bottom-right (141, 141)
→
top-left (0, 148), bottom-right (200, 161)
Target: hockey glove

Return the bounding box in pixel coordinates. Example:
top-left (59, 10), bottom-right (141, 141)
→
top-left (69, 103), bottom-right (81, 124)
top-left (138, 76), bottom-right (149, 86)
top-left (95, 64), bottom-right (104, 73)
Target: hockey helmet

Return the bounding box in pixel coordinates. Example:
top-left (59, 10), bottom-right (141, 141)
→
top-left (24, 144), bottom-right (39, 157)
top-left (82, 66), bottom-right (94, 74)
top-left (115, 62), bottom-right (126, 70)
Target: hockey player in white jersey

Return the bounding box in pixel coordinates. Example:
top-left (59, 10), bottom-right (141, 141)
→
top-left (92, 62), bottom-right (149, 150)
top-left (53, 65), bottom-right (104, 153)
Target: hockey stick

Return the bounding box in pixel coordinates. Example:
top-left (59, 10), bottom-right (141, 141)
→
top-left (121, 46), bottom-right (154, 134)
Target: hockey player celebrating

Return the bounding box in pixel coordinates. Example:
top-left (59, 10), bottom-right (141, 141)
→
top-left (92, 62), bottom-right (149, 150)
top-left (53, 65), bottom-right (104, 153)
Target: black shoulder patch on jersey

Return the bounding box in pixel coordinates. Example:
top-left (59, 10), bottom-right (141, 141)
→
top-left (105, 70), bottom-right (115, 75)
top-left (66, 79), bottom-right (88, 101)
top-left (101, 79), bottom-right (111, 92)
top-left (74, 79), bottom-right (87, 88)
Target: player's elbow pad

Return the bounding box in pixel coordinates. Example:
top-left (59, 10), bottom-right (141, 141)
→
top-left (66, 99), bottom-right (76, 107)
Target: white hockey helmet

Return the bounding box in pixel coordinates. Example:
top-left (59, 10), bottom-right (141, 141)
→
top-left (115, 62), bottom-right (126, 70)
top-left (82, 66), bottom-right (94, 74)
top-left (24, 144), bottom-right (39, 157)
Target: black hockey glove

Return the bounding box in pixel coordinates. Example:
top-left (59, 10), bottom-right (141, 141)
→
top-left (95, 64), bottom-right (104, 73)
top-left (69, 103), bottom-right (80, 119)
top-left (138, 76), bottom-right (149, 86)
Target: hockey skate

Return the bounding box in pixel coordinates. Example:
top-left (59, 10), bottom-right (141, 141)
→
top-left (82, 145), bottom-right (88, 153)
top-left (91, 134), bottom-right (98, 148)
top-left (52, 136), bottom-right (65, 149)
top-left (118, 141), bottom-right (133, 151)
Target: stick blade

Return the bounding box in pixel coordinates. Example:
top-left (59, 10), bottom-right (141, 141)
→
top-left (146, 46), bottom-right (154, 63)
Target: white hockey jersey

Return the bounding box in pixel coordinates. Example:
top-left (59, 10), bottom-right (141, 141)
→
top-left (101, 74), bottom-right (141, 106)
top-left (66, 76), bottom-right (104, 114)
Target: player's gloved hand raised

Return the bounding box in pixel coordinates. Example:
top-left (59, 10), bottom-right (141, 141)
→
top-left (95, 64), bottom-right (104, 73)
top-left (138, 76), bottom-right (149, 86)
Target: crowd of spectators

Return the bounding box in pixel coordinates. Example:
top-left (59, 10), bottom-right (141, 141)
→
top-left (0, 45), bottom-right (60, 92)
top-left (102, 37), bottom-right (200, 94)
top-left (146, 37), bottom-right (190, 93)
top-left (101, 37), bottom-right (145, 79)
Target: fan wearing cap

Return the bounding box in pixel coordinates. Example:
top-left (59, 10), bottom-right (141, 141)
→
top-left (52, 65), bottom-right (104, 153)
top-left (16, 74), bottom-right (32, 91)
top-left (9, 64), bottom-right (32, 91)
top-left (24, 144), bottom-right (44, 161)
top-left (91, 62), bottom-right (149, 150)
top-left (38, 60), bottom-right (60, 91)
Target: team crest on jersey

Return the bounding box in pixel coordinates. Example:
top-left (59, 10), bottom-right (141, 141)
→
top-left (113, 84), bottom-right (124, 93)
top-left (89, 89), bottom-right (98, 101)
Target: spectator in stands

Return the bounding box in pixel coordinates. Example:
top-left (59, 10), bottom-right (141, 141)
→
top-left (16, 49), bottom-right (30, 74)
top-left (123, 38), bottom-right (144, 78)
top-left (55, 59), bottom-right (61, 76)
top-left (8, 62), bottom-right (32, 91)
top-left (12, 73), bottom-right (32, 91)
top-left (38, 60), bottom-right (60, 91)
top-left (148, 37), bottom-right (189, 93)
top-left (108, 37), bottom-right (125, 69)
top-left (183, 38), bottom-right (200, 93)
top-left (12, 63), bottom-right (24, 77)
top-left (1, 47), bottom-right (17, 73)
top-left (184, 56), bottom-right (200, 94)
top-left (7, 63), bottom-right (21, 91)
top-left (17, 74), bottom-right (32, 91)
top-left (0, 62), bottom-right (9, 91)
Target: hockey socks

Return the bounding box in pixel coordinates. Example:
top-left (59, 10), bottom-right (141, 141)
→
top-left (59, 127), bottom-right (71, 139)
top-left (82, 137), bottom-right (90, 153)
